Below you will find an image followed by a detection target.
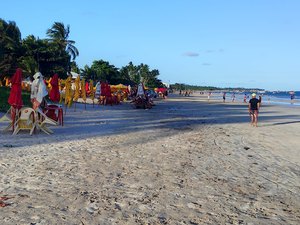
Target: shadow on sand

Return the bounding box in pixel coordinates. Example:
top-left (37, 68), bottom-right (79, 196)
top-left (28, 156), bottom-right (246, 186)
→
top-left (1, 94), bottom-right (300, 148)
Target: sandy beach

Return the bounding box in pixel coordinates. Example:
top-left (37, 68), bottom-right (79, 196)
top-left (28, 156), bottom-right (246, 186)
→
top-left (1, 94), bottom-right (300, 224)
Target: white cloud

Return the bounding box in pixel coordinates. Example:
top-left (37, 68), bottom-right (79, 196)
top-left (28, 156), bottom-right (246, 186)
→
top-left (182, 52), bottom-right (199, 57)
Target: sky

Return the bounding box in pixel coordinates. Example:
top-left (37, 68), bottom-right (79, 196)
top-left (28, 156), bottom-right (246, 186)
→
top-left (2, 0), bottom-right (300, 90)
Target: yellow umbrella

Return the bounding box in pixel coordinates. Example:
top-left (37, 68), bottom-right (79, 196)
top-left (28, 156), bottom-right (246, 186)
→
top-left (5, 77), bottom-right (10, 87)
top-left (81, 78), bottom-right (86, 102)
top-left (89, 80), bottom-right (95, 101)
top-left (73, 76), bottom-right (80, 102)
top-left (81, 78), bottom-right (87, 109)
top-left (64, 76), bottom-right (73, 107)
top-left (47, 77), bottom-right (52, 89)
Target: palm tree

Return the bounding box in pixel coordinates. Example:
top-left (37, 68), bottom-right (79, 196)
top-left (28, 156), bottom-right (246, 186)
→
top-left (0, 19), bottom-right (22, 76)
top-left (126, 62), bottom-right (140, 84)
top-left (46, 22), bottom-right (79, 61)
top-left (80, 65), bottom-right (94, 80)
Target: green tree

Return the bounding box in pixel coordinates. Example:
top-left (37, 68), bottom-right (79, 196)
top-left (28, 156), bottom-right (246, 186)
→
top-left (90, 60), bottom-right (120, 84)
top-left (80, 65), bottom-right (94, 80)
top-left (126, 62), bottom-right (140, 84)
top-left (22, 36), bottom-right (69, 78)
top-left (70, 61), bottom-right (80, 74)
top-left (0, 19), bottom-right (22, 77)
top-left (46, 22), bottom-right (79, 74)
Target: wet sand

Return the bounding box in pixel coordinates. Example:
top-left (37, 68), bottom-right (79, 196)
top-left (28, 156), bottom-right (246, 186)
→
top-left (1, 94), bottom-right (300, 224)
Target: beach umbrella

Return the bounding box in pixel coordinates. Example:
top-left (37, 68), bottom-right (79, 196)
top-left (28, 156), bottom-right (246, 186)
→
top-left (73, 76), bottom-right (80, 102)
top-left (5, 77), bottom-right (10, 87)
top-left (32, 72), bottom-right (48, 110)
top-left (64, 76), bottom-right (73, 108)
top-left (100, 82), bottom-right (106, 97)
top-left (137, 82), bottom-right (145, 96)
top-left (85, 81), bottom-right (90, 96)
top-left (31, 72), bottom-right (45, 109)
top-left (49, 74), bottom-right (60, 102)
top-left (81, 78), bottom-right (87, 109)
top-left (89, 80), bottom-right (95, 107)
top-left (7, 68), bottom-right (23, 131)
top-left (73, 76), bottom-right (80, 111)
top-left (8, 68), bottom-right (23, 110)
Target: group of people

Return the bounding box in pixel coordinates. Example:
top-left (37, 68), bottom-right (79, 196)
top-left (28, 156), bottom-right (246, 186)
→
top-left (224, 92), bottom-right (262, 127)
top-left (205, 91), bottom-right (262, 127)
top-left (129, 83), bottom-right (155, 109)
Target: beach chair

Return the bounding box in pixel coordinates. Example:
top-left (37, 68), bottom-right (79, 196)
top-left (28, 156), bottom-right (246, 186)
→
top-left (43, 99), bottom-right (64, 126)
top-left (43, 104), bottom-right (64, 126)
top-left (0, 107), bottom-right (13, 132)
top-left (36, 107), bottom-right (58, 135)
top-left (12, 107), bottom-right (37, 135)
top-left (1, 107), bottom-right (23, 133)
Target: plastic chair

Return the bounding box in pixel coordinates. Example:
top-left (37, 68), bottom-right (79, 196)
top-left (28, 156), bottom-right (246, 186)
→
top-left (43, 104), bottom-right (63, 126)
top-left (12, 107), bottom-right (37, 135)
top-left (43, 98), bottom-right (64, 126)
top-left (36, 108), bottom-right (58, 135)
top-left (0, 107), bottom-right (23, 132)
top-left (0, 107), bottom-right (13, 131)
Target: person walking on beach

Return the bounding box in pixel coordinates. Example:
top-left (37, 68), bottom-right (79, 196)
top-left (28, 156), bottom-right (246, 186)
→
top-left (207, 92), bottom-right (212, 102)
top-left (249, 93), bottom-right (260, 127)
top-left (258, 95), bottom-right (262, 106)
top-left (290, 92), bottom-right (295, 104)
top-left (243, 94), bottom-right (247, 103)
top-left (231, 93), bottom-right (236, 102)
top-left (222, 92), bottom-right (226, 103)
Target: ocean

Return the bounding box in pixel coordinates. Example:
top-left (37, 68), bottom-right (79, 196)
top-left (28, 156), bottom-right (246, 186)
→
top-left (205, 91), bottom-right (300, 106)
top-left (249, 91), bottom-right (300, 106)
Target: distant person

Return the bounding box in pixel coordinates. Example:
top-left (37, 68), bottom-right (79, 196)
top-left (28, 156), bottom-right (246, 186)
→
top-left (290, 92), bottom-right (295, 104)
top-left (231, 93), bottom-right (236, 102)
top-left (249, 93), bottom-right (260, 127)
top-left (207, 92), bottom-right (212, 101)
top-left (222, 92), bottom-right (226, 103)
top-left (258, 95), bottom-right (262, 106)
top-left (243, 94), bottom-right (247, 103)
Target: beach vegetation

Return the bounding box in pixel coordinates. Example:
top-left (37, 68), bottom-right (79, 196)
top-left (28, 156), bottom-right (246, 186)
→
top-left (0, 18), bottom-right (164, 88)
top-left (0, 86), bottom-right (31, 112)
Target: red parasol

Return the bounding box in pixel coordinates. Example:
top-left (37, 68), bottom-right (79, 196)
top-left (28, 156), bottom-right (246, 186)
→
top-left (100, 82), bottom-right (106, 96)
top-left (105, 83), bottom-right (111, 97)
top-left (8, 68), bottom-right (23, 109)
top-left (7, 68), bottom-right (23, 130)
top-left (49, 74), bottom-right (60, 102)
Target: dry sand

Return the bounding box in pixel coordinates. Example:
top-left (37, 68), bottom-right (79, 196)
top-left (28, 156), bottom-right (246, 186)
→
top-left (1, 94), bottom-right (300, 224)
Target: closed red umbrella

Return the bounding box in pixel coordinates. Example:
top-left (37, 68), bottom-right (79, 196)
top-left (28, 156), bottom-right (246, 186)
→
top-left (8, 68), bottom-right (23, 109)
top-left (49, 74), bottom-right (60, 102)
top-left (100, 82), bottom-right (106, 97)
top-left (7, 68), bottom-right (23, 131)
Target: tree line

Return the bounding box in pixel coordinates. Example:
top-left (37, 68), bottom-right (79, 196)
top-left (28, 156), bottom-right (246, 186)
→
top-left (0, 19), bottom-right (164, 88)
top-left (170, 83), bottom-right (265, 92)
